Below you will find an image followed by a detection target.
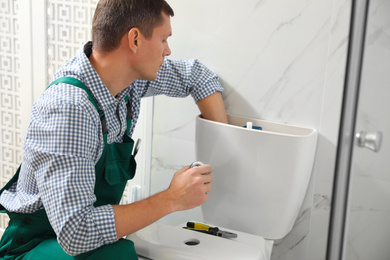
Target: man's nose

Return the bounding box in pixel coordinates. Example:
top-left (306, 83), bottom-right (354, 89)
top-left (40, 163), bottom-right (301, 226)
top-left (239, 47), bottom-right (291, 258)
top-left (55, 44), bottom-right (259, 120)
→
top-left (164, 44), bottom-right (171, 57)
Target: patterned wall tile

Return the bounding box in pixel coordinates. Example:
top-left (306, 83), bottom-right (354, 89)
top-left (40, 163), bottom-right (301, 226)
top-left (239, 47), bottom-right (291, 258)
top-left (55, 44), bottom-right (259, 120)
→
top-left (47, 0), bottom-right (97, 81)
top-left (0, 0), bottom-right (20, 229)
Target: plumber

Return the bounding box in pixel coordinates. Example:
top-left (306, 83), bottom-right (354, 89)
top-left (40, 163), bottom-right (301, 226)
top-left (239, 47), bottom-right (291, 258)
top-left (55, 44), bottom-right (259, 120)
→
top-left (0, 0), bottom-right (227, 259)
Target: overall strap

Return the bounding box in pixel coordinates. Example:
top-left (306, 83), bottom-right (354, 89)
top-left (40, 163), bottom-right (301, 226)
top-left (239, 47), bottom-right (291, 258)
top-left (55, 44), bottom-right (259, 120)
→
top-left (47, 77), bottom-right (108, 136)
top-left (47, 77), bottom-right (133, 138)
top-left (124, 95), bottom-right (132, 136)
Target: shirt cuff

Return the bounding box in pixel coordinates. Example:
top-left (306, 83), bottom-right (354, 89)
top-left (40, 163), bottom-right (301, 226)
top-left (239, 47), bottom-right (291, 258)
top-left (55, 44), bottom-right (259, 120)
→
top-left (191, 77), bottom-right (224, 103)
top-left (92, 204), bottom-right (118, 244)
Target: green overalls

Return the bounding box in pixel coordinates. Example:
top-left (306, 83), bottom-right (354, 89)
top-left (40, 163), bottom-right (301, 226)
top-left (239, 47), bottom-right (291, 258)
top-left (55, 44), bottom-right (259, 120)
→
top-left (0, 78), bottom-right (139, 259)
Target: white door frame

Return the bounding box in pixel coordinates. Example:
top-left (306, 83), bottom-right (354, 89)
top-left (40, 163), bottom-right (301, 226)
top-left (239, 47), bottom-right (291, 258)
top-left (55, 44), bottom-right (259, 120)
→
top-left (19, 0), bottom-right (47, 136)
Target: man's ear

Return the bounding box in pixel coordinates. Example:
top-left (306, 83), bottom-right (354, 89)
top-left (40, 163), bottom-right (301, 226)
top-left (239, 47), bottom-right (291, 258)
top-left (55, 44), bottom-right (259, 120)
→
top-left (128, 28), bottom-right (140, 53)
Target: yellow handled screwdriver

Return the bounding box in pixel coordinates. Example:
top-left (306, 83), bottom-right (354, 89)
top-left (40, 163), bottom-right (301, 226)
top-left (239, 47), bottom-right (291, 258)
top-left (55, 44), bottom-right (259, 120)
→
top-left (185, 222), bottom-right (238, 239)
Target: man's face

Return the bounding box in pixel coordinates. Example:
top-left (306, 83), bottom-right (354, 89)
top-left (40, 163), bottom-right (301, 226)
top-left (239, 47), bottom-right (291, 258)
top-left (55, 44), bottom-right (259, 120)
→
top-left (137, 12), bottom-right (172, 81)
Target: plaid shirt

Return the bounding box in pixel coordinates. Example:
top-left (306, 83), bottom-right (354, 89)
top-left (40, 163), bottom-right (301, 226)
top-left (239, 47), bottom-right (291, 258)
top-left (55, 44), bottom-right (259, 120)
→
top-left (0, 41), bottom-right (223, 255)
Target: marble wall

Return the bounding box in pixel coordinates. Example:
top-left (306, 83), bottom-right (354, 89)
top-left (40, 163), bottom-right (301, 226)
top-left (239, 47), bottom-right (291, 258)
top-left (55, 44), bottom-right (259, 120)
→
top-left (149, 0), bottom-right (351, 259)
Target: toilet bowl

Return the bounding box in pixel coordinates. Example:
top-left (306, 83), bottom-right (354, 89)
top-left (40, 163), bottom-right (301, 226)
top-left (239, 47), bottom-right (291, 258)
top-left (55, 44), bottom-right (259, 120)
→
top-left (127, 114), bottom-right (318, 259)
top-left (130, 222), bottom-right (273, 260)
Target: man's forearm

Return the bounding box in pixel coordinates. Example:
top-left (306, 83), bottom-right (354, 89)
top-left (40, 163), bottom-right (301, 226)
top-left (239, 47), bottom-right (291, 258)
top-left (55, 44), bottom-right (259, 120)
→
top-left (112, 164), bottom-right (213, 239)
top-left (197, 91), bottom-right (228, 123)
top-left (112, 190), bottom-right (175, 239)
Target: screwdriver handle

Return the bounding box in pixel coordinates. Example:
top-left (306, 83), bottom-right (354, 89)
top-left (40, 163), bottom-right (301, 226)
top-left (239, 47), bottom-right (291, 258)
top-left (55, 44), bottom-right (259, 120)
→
top-left (186, 222), bottom-right (219, 233)
top-left (187, 222), bottom-right (209, 231)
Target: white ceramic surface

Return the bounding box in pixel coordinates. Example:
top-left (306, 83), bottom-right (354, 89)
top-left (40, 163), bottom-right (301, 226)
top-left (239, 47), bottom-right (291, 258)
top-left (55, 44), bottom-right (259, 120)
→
top-left (129, 114), bottom-right (317, 259)
top-left (128, 223), bottom-right (272, 260)
top-left (197, 114), bottom-right (318, 239)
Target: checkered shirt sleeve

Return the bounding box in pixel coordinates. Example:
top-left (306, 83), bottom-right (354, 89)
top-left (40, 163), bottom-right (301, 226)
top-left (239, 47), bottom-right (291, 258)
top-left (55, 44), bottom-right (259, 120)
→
top-left (135, 58), bottom-right (223, 101)
top-left (23, 86), bottom-right (117, 255)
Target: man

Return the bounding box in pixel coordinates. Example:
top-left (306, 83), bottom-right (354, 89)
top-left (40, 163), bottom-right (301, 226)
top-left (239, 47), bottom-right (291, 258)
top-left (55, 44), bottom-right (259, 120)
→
top-left (0, 0), bottom-right (227, 259)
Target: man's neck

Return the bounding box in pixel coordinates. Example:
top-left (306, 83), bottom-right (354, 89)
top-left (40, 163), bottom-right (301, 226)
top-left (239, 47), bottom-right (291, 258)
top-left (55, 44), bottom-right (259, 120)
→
top-left (88, 46), bottom-right (136, 97)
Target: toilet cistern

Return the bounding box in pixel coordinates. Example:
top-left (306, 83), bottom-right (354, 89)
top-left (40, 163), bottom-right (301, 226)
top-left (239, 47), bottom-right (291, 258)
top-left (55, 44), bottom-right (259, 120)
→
top-left (127, 114), bottom-right (318, 260)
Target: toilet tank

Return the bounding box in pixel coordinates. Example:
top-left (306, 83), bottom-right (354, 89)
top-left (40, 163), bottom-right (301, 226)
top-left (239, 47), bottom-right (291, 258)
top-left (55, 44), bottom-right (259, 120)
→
top-left (196, 114), bottom-right (318, 240)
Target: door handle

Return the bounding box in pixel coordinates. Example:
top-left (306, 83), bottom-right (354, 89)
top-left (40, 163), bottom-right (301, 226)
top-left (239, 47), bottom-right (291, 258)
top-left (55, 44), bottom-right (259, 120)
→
top-left (355, 131), bottom-right (383, 152)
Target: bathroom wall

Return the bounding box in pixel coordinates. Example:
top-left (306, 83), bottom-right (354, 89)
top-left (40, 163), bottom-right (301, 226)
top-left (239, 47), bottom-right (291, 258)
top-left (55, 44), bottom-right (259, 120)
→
top-left (150, 0), bottom-right (352, 259)
top-left (0, 0), bottom-right (22, 232)
top-left (0, 0), bottom-right (353, 259)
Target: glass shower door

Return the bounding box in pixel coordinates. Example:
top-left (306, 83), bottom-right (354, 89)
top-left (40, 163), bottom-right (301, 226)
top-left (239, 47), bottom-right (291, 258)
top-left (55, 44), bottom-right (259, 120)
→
top-left (344, 0), bottom-right (390, 259)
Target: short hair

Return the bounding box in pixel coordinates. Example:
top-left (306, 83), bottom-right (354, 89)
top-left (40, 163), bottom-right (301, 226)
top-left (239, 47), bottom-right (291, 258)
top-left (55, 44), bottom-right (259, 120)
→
top-left (92, 0), bottom-right (174, 52)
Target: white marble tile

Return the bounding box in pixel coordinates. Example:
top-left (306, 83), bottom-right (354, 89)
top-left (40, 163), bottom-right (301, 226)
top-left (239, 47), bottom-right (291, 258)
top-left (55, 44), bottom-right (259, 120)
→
top-left (150, 1), bottom-right (351, 259)
top-left (167, 0), bottom-right (333, 128)
top-left (307, 0), bottom-right (352, 259)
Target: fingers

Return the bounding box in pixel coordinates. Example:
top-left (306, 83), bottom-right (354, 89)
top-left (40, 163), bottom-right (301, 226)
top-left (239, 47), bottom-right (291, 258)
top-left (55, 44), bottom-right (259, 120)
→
top-left (187, 164), bottom-right (213, 185)
top-left (168, 164), bottom-right (214, 211)
top-left (204, 181), bottom-right (212, 193)
top-left (176, 164), bottom-right (213, 182)
top-left (176, 165), bottom-right (190, 175)
top-left (186, 165), bottom-right (213, 200)
top-left (202, 173), bottom-right (213, 185)
top-left (187, 164), bottom-right (213, 175)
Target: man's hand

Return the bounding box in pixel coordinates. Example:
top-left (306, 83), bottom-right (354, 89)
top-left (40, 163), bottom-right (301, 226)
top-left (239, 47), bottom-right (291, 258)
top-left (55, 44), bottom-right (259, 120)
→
top-left (112, 164), bottom-right (212, 238)
top-left (165, 164), bottom-right (213, 211)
